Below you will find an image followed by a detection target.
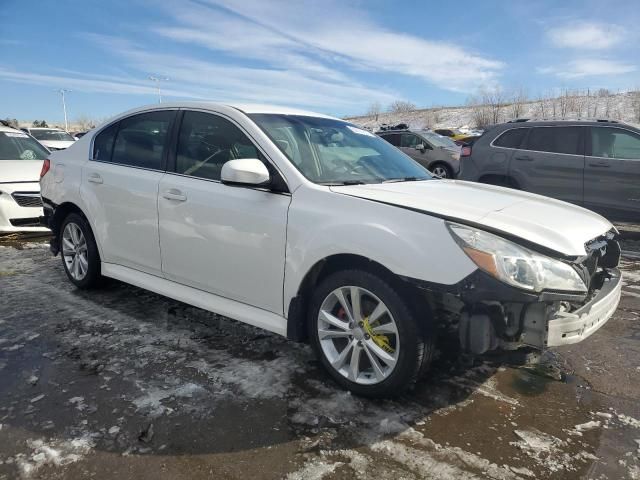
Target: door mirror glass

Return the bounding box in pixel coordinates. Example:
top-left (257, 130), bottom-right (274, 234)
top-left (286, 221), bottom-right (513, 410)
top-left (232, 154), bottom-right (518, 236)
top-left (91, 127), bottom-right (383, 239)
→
top-left (221, 158), bottom-right (270, 186)
top-left (415, 143), bottom-right (425, 151)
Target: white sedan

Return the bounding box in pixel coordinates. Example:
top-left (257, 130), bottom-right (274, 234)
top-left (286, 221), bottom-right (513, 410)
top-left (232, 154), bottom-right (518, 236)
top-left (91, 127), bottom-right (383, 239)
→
top-left (0, 125), bottom-right (50, 232)
top-left (23, 127), bottom-right (76, 151)
top-left (40, 103), bottom-right (622, 397)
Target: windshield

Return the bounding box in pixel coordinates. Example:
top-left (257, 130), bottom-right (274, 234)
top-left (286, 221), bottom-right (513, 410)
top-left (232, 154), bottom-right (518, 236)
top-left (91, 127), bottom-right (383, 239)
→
top-left (0, 131), bottom-right (49, 160)
top-left (30, 129), bottom-right (75, 142)
top-left (250, 114), bottom-right (432, 185)
top-left (421, 131), bottom-right (459, 149)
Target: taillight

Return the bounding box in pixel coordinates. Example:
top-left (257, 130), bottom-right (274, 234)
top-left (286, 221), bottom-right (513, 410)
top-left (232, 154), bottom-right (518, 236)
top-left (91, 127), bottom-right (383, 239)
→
top-left (461, 146), bottom-right (472, 157)
top-left (40, 159), bottom-right (51, 178)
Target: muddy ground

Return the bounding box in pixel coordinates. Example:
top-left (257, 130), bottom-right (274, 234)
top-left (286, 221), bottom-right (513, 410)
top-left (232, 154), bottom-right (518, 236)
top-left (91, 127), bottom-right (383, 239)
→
top-left (0, 237), bottom-right (639, 479)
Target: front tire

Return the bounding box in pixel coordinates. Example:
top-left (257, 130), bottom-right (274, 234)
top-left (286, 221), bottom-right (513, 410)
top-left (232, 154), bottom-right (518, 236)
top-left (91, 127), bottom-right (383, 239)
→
top-left (430, 163), bottom-right (453, 179)
top-left (60, 213), bottom-right (101, 289)
top-left (309, 269), bottom-right (433, 398)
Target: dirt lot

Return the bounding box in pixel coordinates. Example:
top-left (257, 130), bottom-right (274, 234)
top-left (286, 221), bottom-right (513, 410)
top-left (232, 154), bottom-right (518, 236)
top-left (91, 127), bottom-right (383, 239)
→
top-left (1, 237), bottom-right (639, 479)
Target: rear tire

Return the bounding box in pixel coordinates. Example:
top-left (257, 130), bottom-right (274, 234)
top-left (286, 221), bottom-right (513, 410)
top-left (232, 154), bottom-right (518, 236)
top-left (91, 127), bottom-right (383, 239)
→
top-left (59, 213), bottom-right (102, 289)
top-left (309, 269), bottom-right (434, 398)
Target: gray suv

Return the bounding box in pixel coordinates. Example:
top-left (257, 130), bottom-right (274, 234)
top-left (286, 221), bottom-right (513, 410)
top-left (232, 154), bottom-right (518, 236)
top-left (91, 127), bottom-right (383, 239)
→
top-left (458, 119), bottom-right (640, 222)
top-left (377, 126), bottom-right (461, 178)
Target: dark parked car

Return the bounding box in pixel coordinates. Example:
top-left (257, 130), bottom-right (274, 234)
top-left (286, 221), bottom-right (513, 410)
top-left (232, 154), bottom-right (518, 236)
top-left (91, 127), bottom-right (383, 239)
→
top-left (458, 119), bottom-right (640, 221)
top-left (377, 125), bottom-right (461, 178)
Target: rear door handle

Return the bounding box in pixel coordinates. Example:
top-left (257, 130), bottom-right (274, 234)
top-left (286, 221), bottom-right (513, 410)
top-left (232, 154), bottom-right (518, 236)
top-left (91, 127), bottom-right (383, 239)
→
top-left (162, 189), bottom-right (187, 202)
top-left (588, 161), bottom-right (610, 168)
top-left (515, 155), bottom-right (533, 162)
top-left (87, 173), bottom-right (103, 184)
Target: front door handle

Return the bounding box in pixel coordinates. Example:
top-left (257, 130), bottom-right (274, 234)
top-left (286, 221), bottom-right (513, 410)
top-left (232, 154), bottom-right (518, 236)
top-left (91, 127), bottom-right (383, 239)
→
top-left (515, 155), bottom-right (533, 162)
top-left (588, 161), bottom-right (610, 168)
top-left (87, 173), bottom-right (103, 184)
top-left (162, 189), bottom-right (187, 202)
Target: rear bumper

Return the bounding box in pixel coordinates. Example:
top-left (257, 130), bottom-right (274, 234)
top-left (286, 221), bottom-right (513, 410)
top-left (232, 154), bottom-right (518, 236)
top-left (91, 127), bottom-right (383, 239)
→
top-left (546, 269), bottom-right (622, 347)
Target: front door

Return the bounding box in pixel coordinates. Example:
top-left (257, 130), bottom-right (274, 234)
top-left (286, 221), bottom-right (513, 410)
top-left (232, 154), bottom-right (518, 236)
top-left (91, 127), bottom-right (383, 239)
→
top-left (584, 126), bottom-right (640, 220)
top-left (509, 126), bottom-right (585, 205)
top-left (158, 110), bottom-right (290, 314)
top-left (81, 110), bottom-right (176, 276)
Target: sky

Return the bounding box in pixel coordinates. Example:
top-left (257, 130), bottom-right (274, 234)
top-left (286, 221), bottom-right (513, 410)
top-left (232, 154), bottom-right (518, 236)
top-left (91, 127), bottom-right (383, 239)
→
top-left (1, 0), bottom-right (639, 124)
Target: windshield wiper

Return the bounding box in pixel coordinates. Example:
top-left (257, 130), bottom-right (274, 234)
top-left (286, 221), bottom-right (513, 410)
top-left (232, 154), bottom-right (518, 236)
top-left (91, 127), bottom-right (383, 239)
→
top-left (382, 176), bottom-right (423, 183)
top-left (320, 180), bottom-right (367, 186)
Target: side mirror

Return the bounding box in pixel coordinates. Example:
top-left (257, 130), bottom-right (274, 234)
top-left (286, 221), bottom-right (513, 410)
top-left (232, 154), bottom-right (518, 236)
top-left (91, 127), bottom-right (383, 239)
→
top-left (415, 144), bottom-right (426, 151)
top-left (221, 159), bottom-right (270, 186)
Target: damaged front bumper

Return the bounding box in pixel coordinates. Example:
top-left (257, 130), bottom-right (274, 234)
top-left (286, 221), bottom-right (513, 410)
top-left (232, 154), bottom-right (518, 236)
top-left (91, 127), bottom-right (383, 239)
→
top-left (546, 269), bottom-right (622, 347)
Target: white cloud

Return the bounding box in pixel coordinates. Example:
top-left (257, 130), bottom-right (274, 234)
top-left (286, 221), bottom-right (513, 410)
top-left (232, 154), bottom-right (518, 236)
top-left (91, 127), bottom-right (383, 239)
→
top-left (538, 59), bottom-right (637, 78)
top-left (155, 0), bottom-right (504, 93)
top-left (547, 22), bottom-right (627, 50)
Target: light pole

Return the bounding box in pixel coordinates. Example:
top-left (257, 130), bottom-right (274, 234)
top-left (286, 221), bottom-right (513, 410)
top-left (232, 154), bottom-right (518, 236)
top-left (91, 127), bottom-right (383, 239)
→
top-left (55, 89), bottom-right (71, 131)
top-left (148, 75), bottom-right (169, 103)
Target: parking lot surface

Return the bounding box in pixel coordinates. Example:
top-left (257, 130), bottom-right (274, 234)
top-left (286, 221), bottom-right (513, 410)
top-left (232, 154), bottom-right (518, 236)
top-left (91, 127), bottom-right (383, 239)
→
top-left (1, 238), bottom-right (639, 479)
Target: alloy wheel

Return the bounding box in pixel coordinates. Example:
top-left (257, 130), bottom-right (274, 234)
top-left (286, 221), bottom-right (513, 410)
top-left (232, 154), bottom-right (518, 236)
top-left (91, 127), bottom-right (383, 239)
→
top-left (432, 166), bottom-right (449, 178)
top-left (318, 286), bottom-right (400, 385)
top-left (62, 222), bottom-right (89, 281)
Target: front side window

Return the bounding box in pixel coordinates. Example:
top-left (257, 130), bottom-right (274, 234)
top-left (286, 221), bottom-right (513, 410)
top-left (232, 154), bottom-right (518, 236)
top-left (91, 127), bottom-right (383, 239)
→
top-left (0, 131), bottom-right (49, 160)
top-left (110, 111), bottom-right (174, 169)
top-left (401, 133), bottom-right (421, 148)
top-left (175, 111), bottom-right (263, 181)
top-left (250, 114), bottom-right (432, 185)
top-left (493, 128), bottom-right (528, 148)
top-left (592, 127), bottom-right (640, 159)
top-left (30, 129), bottom-right (75, 142)
top-left (525, 127), bottom-right (582, 155)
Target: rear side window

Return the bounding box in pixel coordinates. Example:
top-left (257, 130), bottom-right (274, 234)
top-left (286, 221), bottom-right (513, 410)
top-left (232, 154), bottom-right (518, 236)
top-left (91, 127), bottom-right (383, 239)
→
top-left (380, 133), bottom-right (400, 146)
top-left (110, 111), bottom-right (174, 169)
top-left (93, 123), bottom-right (118, 161)
top-left (592, 127), bottom-right (640, 159)
top-left (525, 127), bottom-right (582, 155)
top-left (175, 111), bottom-right (264, 181)
top-left (493, 128), bottom-right (528, 148)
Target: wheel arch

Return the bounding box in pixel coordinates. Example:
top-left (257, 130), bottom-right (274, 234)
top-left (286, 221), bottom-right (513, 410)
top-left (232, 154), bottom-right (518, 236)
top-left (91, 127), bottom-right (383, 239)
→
top-left (49, 202), bottom-right (99, 256)
top-left (286, 253), bottom-right (426, 343)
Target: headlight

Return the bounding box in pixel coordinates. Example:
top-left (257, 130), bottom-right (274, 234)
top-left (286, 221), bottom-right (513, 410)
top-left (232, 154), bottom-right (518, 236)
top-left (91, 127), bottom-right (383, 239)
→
top-left (447, 222), bottom-right (586, 293)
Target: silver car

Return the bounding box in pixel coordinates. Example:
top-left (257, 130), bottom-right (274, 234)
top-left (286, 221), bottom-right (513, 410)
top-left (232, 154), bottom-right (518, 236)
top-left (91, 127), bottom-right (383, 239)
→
top-left (377, 127), bottom-right (461, 178)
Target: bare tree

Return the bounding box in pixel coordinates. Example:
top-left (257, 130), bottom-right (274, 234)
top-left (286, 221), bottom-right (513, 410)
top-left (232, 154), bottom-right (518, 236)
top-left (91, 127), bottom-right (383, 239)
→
top-left (631, 89), bottom-right (640, 123)
top-left (479, 87), bottom-right (506, 124)
top-left (508, 87), bottom-right (528, 120)
top-left (75, 114), bottom-right (98, 131)
top-left (466, 95), bottom-right (491, 129)
top-left (387, 100), bottom-right (416, 114)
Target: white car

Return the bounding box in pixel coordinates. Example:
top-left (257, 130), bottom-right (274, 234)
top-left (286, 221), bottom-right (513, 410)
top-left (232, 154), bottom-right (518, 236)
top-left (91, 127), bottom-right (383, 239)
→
top-left (23, 127), bottom-right (76, 151)
top-left (40, 103), bottom-right (622, 397)
top-left (0, 125), bottom-right (50, 232)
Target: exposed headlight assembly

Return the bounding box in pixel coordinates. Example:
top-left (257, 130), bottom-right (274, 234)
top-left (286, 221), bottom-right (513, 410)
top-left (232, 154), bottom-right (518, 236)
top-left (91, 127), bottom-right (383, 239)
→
top-left (447, 222), bottom-right (586, 293)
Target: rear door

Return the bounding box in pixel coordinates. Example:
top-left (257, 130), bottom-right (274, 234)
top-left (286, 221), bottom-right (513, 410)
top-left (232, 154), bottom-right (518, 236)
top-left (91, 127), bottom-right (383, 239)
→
top-left (509, 126), bottom-right (585, 205)
top-left (81, 110), bottom-right (176, 276)
top-left (584, 126), bottom-right (640, 220)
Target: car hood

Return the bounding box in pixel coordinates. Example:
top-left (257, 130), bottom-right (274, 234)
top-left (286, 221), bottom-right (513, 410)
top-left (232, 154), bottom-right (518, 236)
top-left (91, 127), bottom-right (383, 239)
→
top-left (330, 180), bottom-right (613, 257)
top-left (39, 140), bottom-right (74, 149)
top-left (0, 160), bottom-right (44, 183)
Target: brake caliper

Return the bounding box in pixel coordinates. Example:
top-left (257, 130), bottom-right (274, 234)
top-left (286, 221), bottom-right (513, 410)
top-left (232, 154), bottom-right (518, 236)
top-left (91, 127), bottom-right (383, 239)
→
top-left (362, 317), bottom-right (394, 353)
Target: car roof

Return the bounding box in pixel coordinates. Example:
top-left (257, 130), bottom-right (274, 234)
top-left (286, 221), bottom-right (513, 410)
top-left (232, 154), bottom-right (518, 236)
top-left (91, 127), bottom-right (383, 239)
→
top-left (108, 102), bottom-right (341, 121)
top-left (0, 125), bottom-right (25, 134)
top-left (499, 119), bottom-right (630, 127)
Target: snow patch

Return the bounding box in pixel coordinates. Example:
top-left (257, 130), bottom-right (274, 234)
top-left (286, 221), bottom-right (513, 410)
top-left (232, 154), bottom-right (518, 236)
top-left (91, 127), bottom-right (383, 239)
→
top-left (15, 435), bottom-right (94, 478)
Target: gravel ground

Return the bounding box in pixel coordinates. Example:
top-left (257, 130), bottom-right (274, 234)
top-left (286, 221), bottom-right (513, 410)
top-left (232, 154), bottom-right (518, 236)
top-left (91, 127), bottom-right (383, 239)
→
top-left (1, 239), bottom-right (639, 479)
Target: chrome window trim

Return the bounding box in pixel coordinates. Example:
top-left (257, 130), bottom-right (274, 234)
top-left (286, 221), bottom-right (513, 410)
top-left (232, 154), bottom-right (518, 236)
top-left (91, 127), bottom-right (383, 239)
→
top-left (162, 170), bottom-right (292, 196)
